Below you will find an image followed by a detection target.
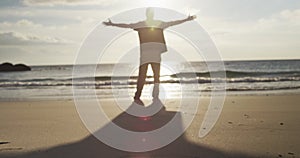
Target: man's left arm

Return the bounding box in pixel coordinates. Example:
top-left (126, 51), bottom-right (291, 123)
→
top-left (162, 15), bottom-right (196, 28)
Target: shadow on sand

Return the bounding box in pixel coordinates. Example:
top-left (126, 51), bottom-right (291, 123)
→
top-left (5, 100), bottom-right (256, 158)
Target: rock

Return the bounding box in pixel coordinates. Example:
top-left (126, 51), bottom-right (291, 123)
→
top-left (14, 64), bottom-right (31, 71)
top-left (0, 62), bottom-right (31, 72)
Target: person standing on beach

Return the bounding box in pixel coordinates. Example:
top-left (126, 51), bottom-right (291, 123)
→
top-left (103, 8), bottom-right (196, 105)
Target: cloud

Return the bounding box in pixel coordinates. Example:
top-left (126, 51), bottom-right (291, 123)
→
top-left (256, 9), bottom-right (300, 32)
top-left (22, 0), bottom-right (117, 6)
top-left (0, 19), bottom-right (56, 30)
top-left (16, 19), bottom-right (41, 26)
top-left (1, 19), bottom-right (43, 28)
top-left (0, 31), bottom-right (72, 45)
top-left (202, 9), bottom-right (300, 37)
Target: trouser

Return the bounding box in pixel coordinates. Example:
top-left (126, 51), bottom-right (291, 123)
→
top-left (134, 62), bottom-right (160, 99)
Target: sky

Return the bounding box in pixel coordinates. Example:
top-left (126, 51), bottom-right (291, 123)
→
top-left (0, 0), bottom-right (299, 65)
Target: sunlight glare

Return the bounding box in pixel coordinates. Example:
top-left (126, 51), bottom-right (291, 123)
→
top-left (144, 0), bottom-right (170, 8)
top-left (132, 65), bottom-right (174, 76)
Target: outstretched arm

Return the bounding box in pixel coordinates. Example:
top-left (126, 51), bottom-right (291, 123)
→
top-left (103, 19), bottom-right (135, 29)
top-left (163, 15), bottom-right (196, 28)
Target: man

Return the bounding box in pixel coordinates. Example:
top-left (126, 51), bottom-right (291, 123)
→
top-left (103, 8), bottom-right (196, 105)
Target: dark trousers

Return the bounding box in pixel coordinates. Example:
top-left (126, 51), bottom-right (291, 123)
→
top-left (134, 62), bottom-right (160, 99)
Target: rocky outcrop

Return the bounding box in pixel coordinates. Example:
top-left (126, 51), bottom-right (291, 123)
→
top-left (0, 62), bottom-right (31, 72)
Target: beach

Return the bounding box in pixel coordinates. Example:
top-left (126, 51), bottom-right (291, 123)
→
top-left (1, 0), bottom-right (299, 157)
top-left (0, 94), bottom-right (299, 158)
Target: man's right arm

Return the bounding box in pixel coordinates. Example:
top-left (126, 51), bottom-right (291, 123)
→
top-left (103, 19), bottom-right (136, 29)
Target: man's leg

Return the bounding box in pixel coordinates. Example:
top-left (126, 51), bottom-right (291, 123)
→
top-left (150, 62), bottom-right (160, 99)
top-left (134, 63), bottom-right (148, 100)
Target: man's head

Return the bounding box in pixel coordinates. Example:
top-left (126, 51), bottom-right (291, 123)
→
top-left (146, 8), bottom-right (154, 20)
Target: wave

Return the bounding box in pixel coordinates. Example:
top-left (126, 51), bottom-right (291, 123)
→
top-left (1, 70), bottom-right (300, 93)
top-left (1, 77), bottom-right (300, 86)
top-left (226, 86), bottom-right (300, 92)
top-left (1, 80), bottom-right (300, 93)
top-left (171, 70), bottom-right (300, 78)
top-left (1, 70), bottom-right (300, 85)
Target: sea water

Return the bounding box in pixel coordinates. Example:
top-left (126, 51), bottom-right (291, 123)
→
top-left (0, 60), bottom-right (299, 101)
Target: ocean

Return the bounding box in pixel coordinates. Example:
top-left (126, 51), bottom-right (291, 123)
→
top-left (0, 60), bottom-right (299, 101)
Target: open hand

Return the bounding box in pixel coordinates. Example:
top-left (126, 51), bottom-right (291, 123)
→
top-left (187, 15), bottom-right (197, 20)
top-left (103, 19), bottom-right (112, 26)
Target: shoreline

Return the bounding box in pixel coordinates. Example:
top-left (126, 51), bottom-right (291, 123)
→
top-left (1, 88), bottom-right (300, 102)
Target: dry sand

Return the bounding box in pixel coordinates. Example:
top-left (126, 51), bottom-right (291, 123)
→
top-left (0, 95), bottom-right (299, 158)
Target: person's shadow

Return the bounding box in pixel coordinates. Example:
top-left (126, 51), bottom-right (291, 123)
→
top-left (5, 100), bottom-right (256, 158)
